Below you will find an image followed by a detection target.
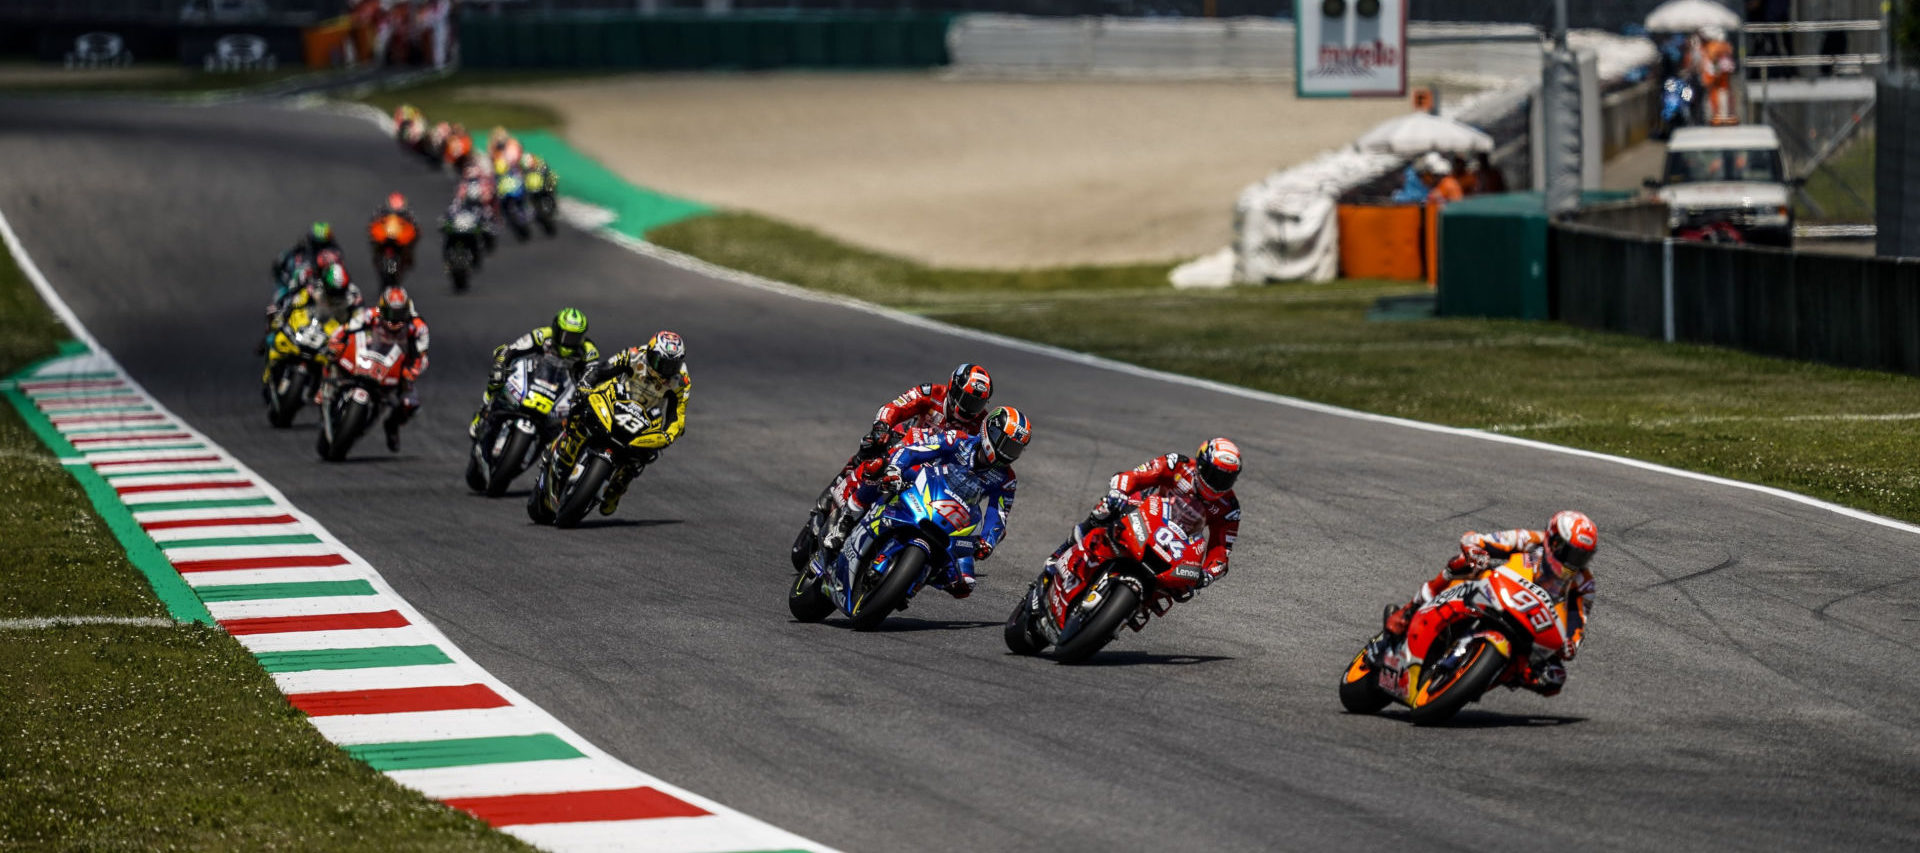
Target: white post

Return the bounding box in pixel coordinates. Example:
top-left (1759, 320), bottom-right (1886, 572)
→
top-left (1661, 238), bottom-right (1676, 343)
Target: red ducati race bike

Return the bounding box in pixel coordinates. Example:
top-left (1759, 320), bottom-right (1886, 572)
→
top-left (315, 326), bottom-right (410, 462)
top-left (1341, 552), bottom-right (1576, 724)
top-left (1005, 494), bottom-right (1209, 663)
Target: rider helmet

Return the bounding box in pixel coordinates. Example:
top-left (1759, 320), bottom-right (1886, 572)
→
top-left (385, 192), bottom-right (408, 213)
top-left (945, 363), bottom-right (993, 425)
top-left (314, 247), bottom-right (344, 269)
top-left (376, 287), bottom-right (414, 334)
top-left (551, 308), bottom-right (588, 358)
top-left (1546, 510), bottom-right (1598, 572)
top-left (642, 331), bottom-right (686, 378)
top-left (974, 406), bottom-right (1031, 470)
top-left (461, 181), bottom-right (487, 205)
top-left (318, 263), bottom-right (350, 297)
top-left (308, 221), bottom-right (333, 248)
top-left (1193, 437), bottom-right (1242, 500)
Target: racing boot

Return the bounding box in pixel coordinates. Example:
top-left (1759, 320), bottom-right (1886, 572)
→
top-left (599, 464), bottom-right (639, 516)
top-left (818, 509), bottom-right (861, 557)
top-left (1381, 601), bottom-right (1416, 640)
top-left (384, 421), bottom-right (402, 452)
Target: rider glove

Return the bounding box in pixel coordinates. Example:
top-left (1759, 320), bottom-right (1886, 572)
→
top-left (858, 421), bottom-right (891, 460)
top-left (974, 540), bottom-right (993, 560)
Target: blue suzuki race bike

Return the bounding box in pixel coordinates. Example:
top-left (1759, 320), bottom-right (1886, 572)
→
top-left (788, 465), bottom-right (979, 630)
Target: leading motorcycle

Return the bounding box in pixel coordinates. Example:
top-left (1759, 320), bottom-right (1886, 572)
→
top-left (1340, 552), bottom-right (1576, 724)
top-left (787, 464), bottom-right (978, 630)
top-left (315, 325), bottom-right (409, 462)
top-left (526, 377), bottom-right (666, 528)
top-left (369, 213), bottom-right (419, 290)
top-left (1004, 494), bottom-right (1208, 663)
top-left (467, 353), bottom-right (575, 497)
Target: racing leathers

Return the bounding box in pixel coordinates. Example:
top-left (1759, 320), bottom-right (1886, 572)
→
top-left (271, 237), bottom-right (340, 302)
top-left (1387, 529), bottom-right (1596, 696)
top-left (368, 206), bottom-right (420, 277)
top-left (324, 306), bottom-right (429, 449)
top-left (807, 380), bottom-right (993, 544)
top-left (469, 327), bottom-right (601, 439)
top-left (261, 280), bottom-right (363, 383)
top-left (1050, 452), bottom-right (1241, 589)
top-left (567, 347), bottom-right (691, 515)
top-left (823, 430), bottom-right (1018, 599)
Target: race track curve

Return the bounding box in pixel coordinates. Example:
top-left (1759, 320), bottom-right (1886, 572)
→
top-left (3, 98), bottom-right (1917, 852)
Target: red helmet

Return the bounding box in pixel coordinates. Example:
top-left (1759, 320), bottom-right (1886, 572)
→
top-left (1193, 437), bottom-right (1242, 500)
top-left (1546, 511), bottom-right (1598, 571)
top-left (945, 363), bottom-right (992, 425)
top-left (376, 287), bottom-right (414, 332)
top-left (386, 192), bottom-right (407, 212)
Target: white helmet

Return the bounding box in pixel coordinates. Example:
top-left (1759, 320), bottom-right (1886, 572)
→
top-left (1423, 152), bottom-right (1453, 176)
top-left (1700, 26), bottom-right (1726, 42)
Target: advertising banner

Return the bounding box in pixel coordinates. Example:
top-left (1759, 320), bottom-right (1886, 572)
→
top-left (1296, 0), bottom-right (1408, 98)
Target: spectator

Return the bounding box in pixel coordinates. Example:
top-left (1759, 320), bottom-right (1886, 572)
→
top-left (1391, 161), bottom-right (1429, 203)
top-left (1696, 26), bottom-right (1738, 125)
top-left (1422, 152), bottom-right (1463, 205)
top-left (1468, 152), bottom-right (1505, 195)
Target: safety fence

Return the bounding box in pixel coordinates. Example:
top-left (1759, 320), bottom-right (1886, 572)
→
top-left (1550, 221), bottom-right (1920, 375)
top-left (458, 12), bottom-right (952, 69)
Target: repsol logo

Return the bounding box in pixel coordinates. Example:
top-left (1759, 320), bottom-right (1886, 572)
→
top-left (66, 32), bottom-right (131, 68)
top-left (204, 34), bottom-right (278, 71)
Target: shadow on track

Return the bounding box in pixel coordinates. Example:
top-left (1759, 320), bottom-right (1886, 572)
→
top-left (1373, 709), bottom-right (1588, 728)
top-left (1065, 651), bottom-right (1235, 668)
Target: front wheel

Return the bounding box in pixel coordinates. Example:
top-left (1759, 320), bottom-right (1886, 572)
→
top-left (485, 428), bottom-right (535, 497)
top-left (787, 570), bottom-right (834, 623)
top-left (265, 361), bottom-right (306, 428)
top-left (1052, 579), bottom-right (1139, 664)
top-left (321, 397), bottom-right (372, 462)
top-left (1338, 647), bottom-right (1392, 714)
top-left (1405, 638), bottom-right (1509, 726)
top-left (846, 543), bottom-right (927, 631)
top-left (526, 468), bottom-right (557, 524)
top-left (553, 454), bottom-right (613, 529)
top-left (1003, 583), bottom-right (1045, 656)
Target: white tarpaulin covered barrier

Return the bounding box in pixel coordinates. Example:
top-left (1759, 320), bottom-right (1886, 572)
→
top-left (1644, 0), bottom-right (1742, 33)
top-left (1354, 112), bottom-right (1495, 155)
top-left (1176, 29), bottom-right (1655, 287)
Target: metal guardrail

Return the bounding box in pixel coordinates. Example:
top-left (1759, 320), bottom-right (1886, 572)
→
top-left (1795, 223), bottom-right (1878, 238)
top-left (1746, 53), bottom-right (1883, 68)
top-left (1743, 20), bottom-right (1883, 34)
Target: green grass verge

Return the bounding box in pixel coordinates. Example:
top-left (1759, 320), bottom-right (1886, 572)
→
top-left (1796, 134), bottom-right (1874, 224)
top-left (649, 211), bottom-right (1920, 524)
top-left (351, 71), bottom-right (607, 133)
top-left (0, 238), bottom-right (531, 849)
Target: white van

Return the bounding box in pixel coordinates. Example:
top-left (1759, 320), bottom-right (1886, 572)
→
top-left (1652, 125), bottom-right (1794, 247)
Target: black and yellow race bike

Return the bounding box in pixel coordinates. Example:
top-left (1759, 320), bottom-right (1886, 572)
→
top-left (526, 377), bottom-right (667, 528)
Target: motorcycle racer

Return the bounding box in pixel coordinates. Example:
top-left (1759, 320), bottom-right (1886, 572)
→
top-left (468, 307), bottom-right (600, 440)
top-left (1048, 438), bottom-right (1243, 590)
top-left (367, 192), bottom-right (420, 282)
top-left (1382, 511), bottom-right (1598, 696)
top-left (447, 181), bottom-right (496, 258)
top-left (263, 262), bottom-right (362, 362)
top-left (823, 406), bottom-right (1031, 599)
top-left (327, 287), bottom-right (429, 453)
top-left (272, 222), bottom-right (341, 291)
top-left (570, 331), bottom-right (691, 516)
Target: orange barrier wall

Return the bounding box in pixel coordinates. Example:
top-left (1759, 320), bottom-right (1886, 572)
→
top-left (303, 17), bottom-right (354, 69)
top-left (1336, 203), bottom-right (1425, 281)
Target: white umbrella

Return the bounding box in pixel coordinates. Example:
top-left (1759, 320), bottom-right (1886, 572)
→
top-left (1354, 112), bottom-right (1493, 156)
top-left (1645, 0), bottom-right (1741, 33)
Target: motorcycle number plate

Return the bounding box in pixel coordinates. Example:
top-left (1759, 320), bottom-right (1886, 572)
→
top-left (524, 393), bottom-right (554, 414)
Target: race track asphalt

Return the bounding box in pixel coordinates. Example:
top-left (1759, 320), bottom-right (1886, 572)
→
top-left (3, 98), bottom-right (1917, 852)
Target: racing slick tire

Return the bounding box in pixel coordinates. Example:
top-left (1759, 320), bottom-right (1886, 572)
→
top-left (1338, 648), bottom-right (1393, 714)
top-left (465, 444), bottom-right (489, 492)
top-left (1052, 577), bottom-right (1138, 664)
top-left (1003, 583), bottom-right (1045, 656)
top-left (787, 570), bottom-right (834, 623)
top-left (321, 398), bottom-right (372, 462)
top-left (1405, 638), bottom-right (1509, 726)
top-left (553, 454), bottom-right (612, 528)
top-left (485, 429), bottom-right (534, 497)
top-left (846, 543), bottom-right (927, 631)
top-left (265, 361), bottom-right (306, 428)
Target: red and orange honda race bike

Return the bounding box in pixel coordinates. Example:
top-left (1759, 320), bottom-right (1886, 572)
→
top-left (315, 325), bottom-right (411, 462)
top-left (1341, 552), bottom-right (1576, 724)
top-left (368, 214), bottom-right (418, 290)
top-left (1005, 493), bottom-right (1209, 663)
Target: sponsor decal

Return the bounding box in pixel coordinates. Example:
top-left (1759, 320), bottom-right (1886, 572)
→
top-left (1297, 0), bottom-right (1406, 97)
top-left (205, 34), bottom-right (278, 72)
top-left (66, 31), bottom-right (131, 68)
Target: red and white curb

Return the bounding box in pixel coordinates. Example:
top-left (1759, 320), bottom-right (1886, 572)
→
top-left (1, 210), bottom-right (829, 853)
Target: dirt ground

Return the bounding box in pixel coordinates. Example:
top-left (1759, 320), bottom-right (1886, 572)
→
top-left (486, 73), bottom-right (1408, 268)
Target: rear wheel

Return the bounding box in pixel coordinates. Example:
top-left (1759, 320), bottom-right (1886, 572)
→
top-left (1003, 582), bottom-right (1045, 656)
top-left (1338, 647), bottom-right (1392, 714)
top-left (787, 570), bottom-right (834, 623)
top-left (1052, 579), bottom-right (1139, 664)
top-left (1406, 638), bottom-right (1509, 726)
top-left (485, 429), bottom-right (534, 497)
top-left (553, 454), bottom-right (612, 528)
top-left (847, 544), bottom-right (926, 631)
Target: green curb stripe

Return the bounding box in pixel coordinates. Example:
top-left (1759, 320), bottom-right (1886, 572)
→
top-left (517, 130), bottom-right (710, 238)
top-left (84, 443), bottom-right (206, 453)
top-left (129, 497), bottom-right (276, 513)
top-left (344, 734), bottom-right (583, 771)
top-left (26, 388), bottom-right (136, 400)
top-left (161, 533), bottom-right (322, 549)
top-left (103, 467), bottom-right (239, 479)
top-left (194, 580), bottom-right (376, 602)
top-left (0, 379), bottom-right (212, 626)
top-left (41, 405), bottom-right (153, 415)
top-left (24, 370), bottom-right (118, 381)
top-left (255, 644), bottom-right (453, 673)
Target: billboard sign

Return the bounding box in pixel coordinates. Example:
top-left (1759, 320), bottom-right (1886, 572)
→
top-left (1297, 0), bottom-right (1408, 98)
